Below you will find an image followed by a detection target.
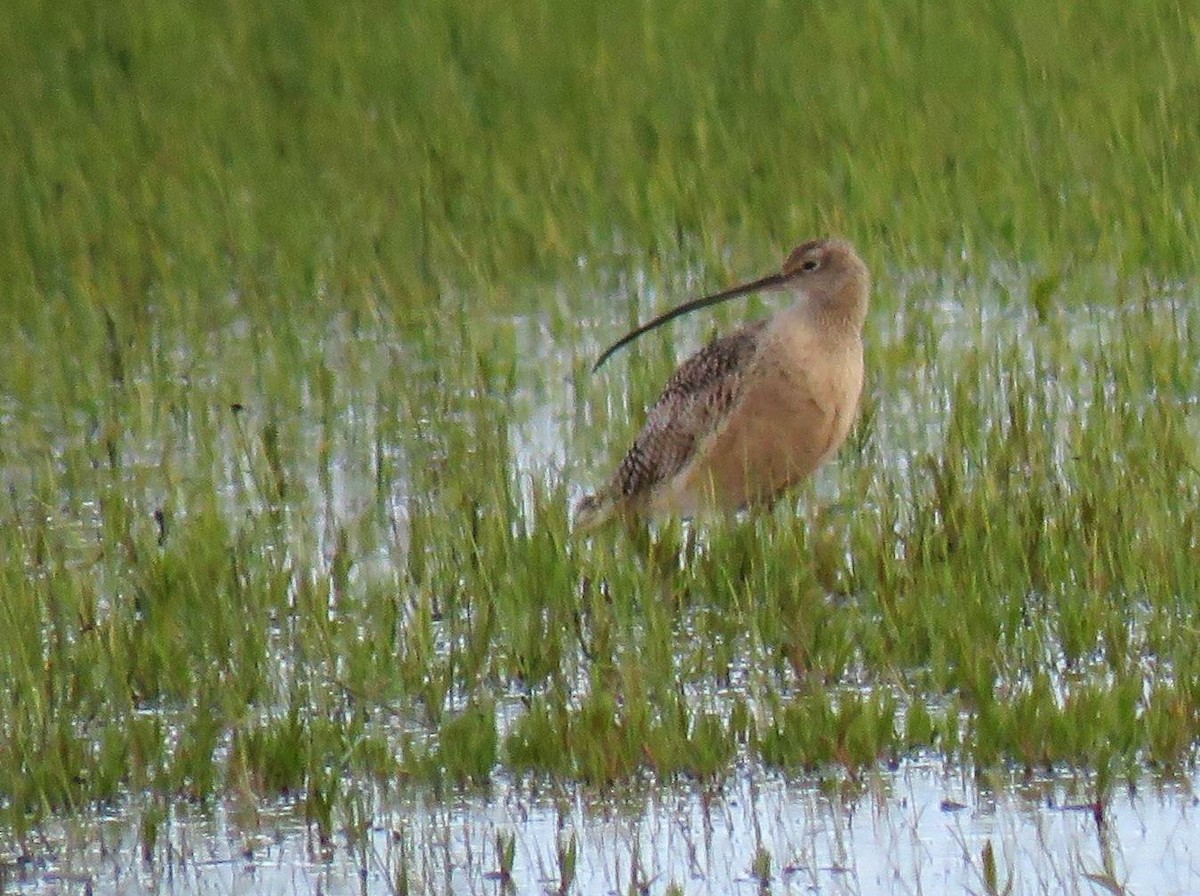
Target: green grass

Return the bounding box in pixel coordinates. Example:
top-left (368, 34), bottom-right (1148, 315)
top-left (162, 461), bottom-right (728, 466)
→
top-left (1, 0), bottom-right (1199, 855)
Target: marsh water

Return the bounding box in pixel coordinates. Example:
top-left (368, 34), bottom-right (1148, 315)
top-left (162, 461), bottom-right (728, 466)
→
top-left (5, 764), bottom-right (1198, 894)
top-left (7, 0), bottom-right (1200, 890)
top-left (5, 263), bottom-right (1199, 895)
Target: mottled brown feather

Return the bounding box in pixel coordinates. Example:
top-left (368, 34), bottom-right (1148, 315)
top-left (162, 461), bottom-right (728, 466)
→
top-left (611, 319), bottom-right (768, 502)
top-left (575, 237), bottom-right (869, 531)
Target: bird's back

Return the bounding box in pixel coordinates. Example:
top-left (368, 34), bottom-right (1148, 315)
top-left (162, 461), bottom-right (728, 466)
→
top-left (574, 320), bottom-right (767, 528)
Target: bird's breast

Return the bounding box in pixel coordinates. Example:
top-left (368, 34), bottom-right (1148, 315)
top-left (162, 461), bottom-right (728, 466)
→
top-left (655, 328), bottom-right (863, 514)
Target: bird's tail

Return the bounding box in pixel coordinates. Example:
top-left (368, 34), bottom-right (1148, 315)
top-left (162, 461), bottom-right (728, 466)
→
top-left (573, 491), bottom-right (619, 532)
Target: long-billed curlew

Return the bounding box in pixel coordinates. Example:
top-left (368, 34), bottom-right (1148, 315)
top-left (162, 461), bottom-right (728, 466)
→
top-left (575, 238), bottom-right (870, 530)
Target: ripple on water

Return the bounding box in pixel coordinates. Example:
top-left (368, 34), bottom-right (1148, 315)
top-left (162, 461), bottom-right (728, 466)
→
top-left (6, 764), bottom-right (1198, 895)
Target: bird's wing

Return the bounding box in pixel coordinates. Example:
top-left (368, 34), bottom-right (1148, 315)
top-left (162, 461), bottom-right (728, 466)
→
top-left (612, 319), bottom-right (768, 500)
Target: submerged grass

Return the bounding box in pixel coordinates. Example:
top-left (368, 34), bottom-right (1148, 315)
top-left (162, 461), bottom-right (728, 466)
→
top-left (1, 0), bottom-right (1200, 866)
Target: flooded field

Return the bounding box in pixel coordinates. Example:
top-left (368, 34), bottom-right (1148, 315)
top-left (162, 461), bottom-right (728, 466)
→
top-left (3, 266), bottom-right (1198, 894)
top-left (6, 765), bottom-right (1198, 894)
top-left (3, 1), bottom-right (1200, 893)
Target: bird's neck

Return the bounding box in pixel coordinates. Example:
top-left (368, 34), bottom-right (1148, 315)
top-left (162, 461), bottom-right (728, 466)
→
top-left (781, 290), bottom-right (866, 343)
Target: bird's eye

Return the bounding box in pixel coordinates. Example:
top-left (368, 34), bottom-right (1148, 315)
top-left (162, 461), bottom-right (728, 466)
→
top-left (801, 258), bottom-right (819, 272)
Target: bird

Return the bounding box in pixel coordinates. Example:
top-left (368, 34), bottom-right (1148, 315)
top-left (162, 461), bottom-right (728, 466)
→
top-left (575, 238), bottom-right (870, 531)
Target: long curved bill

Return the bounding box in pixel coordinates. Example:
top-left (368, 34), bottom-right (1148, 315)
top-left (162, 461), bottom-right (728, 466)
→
top-left (592, 269), bottom-right (788, 372)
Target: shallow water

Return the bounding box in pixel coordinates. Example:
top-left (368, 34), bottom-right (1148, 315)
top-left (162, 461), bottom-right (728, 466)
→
top-left (5, 764), bottom-right (1197, 895)
top-left (5, 264), bottom-right (1199, 894)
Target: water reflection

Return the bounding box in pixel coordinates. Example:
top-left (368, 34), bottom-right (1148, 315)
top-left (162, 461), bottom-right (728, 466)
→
top-left (4, 264), bottom-right (1198, 895)
top-left (6, 764), bottom-right (1197, 895)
